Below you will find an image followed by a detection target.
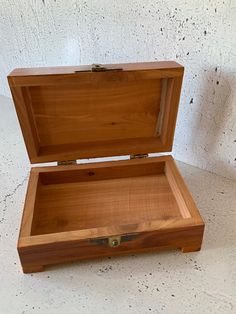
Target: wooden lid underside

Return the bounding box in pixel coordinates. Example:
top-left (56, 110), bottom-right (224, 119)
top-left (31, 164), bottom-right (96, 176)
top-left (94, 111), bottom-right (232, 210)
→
top-left (8, 61), bottom-right (184, 163)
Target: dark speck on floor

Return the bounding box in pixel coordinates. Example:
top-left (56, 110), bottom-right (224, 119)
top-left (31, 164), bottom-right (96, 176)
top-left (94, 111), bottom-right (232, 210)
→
top-left (98, 265), bottom-right (113, 273)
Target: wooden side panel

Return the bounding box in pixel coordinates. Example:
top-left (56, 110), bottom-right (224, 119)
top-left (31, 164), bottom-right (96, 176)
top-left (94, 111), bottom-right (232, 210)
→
top-left (18, 171), bottom-right (40, 237)
top-left (165, 157), bottom-right (204, 224)
top-left (18, 225), bottom-right (204, 273)
top-left (160, 77), bottom-right (183, 148)
top-left (7, 79), bottom-right (40, 161)
top-left (9, 61), bottom-right (183, 77)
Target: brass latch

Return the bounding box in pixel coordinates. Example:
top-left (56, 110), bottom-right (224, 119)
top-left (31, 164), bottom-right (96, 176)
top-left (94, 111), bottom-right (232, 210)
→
top-left (90, 234), bottom-right (137, 247)
top-left (130, 153), bottom-right (148, 159)
top-left (91, 64), bottom-right (123, 72)
top-left (108, 236), bottom-right (121, 247)
top-left (57, 160), bottom-right (77, 166)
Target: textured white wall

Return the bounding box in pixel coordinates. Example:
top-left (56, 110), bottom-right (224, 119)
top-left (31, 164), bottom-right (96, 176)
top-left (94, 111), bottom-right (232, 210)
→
top-left (0, 0), bottom-right (235, 179)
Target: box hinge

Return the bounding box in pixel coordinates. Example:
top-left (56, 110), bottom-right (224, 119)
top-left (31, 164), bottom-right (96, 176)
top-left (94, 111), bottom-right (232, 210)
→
top-left (130, 153), bottom-right (148, 159)
top-left (57, 160), bottom-right (77, 166)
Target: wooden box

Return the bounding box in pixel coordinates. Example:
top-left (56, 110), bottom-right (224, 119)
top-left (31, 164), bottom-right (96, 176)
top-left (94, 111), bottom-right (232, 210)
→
top-left (8, 61), bottom-right (204, 273)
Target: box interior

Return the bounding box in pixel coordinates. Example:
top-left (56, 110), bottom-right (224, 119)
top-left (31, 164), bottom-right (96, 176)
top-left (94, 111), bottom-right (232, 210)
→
top-left (31, 160), bottom-right (191, 236)
top-left (29, 79), bottom-right (162, 147)
top-left (8, 62), bottom-right (184, 163)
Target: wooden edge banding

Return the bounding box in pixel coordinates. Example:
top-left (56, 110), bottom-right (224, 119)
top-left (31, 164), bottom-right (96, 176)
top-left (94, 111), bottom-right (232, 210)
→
top-left (9, 61), bottom-right (183, 77)
top-left (7, 82), bottom-right (39, 160)
top-left (34, 137), bottom-right (168, 163)
top-left (18, 217), bottom-right (197, 248)
top-left (165, 156), bottom-right (204, 225)
top-left (159, 78), bottom-right (174, 144)
top-left (165, 161), bottom-right (191, 219)
top-left (165, 76), bottom-right (183, 146)
top-left (155, 78), bottom-right (168, 136)
top-left (22, 87), bottom-right (41, 146)
top-left (18, 171), bottom-right (39, 239)
top-left (31, 155), bottom-right (170, 173)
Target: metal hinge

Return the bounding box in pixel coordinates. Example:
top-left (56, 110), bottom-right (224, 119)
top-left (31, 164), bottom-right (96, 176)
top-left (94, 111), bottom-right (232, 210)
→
top-left (91, 64), bottom-right (123, 72)
top-left (130, 153), bottom-right (148, 159)
top-left (57, 160), bottom-right (77, 166)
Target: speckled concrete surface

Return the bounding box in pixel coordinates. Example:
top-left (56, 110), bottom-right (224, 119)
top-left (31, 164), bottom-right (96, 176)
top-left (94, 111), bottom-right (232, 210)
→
top-left (0, 94), bottom-right (236, 314)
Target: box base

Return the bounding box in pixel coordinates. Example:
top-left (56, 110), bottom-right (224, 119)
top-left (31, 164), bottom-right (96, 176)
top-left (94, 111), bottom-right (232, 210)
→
top-left (18, 156), bottom-right (204, 273)
top-left (21, 245), bottom-right (202, 273)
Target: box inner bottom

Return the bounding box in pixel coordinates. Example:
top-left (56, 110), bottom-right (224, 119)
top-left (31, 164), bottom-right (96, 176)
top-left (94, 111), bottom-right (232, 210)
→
top-left (31, 173), bottom-right (184, 236)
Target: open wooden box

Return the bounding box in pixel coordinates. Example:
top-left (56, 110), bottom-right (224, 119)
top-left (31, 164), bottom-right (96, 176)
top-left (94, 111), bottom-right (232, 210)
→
top-left (8, 61), bottom-right (204, 273)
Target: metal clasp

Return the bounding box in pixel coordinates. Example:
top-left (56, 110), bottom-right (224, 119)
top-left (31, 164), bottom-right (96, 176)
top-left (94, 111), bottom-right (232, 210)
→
top-left (108, 236), bottom-right (121, 248)
top-left (90, 234), bottom-right (137, 247)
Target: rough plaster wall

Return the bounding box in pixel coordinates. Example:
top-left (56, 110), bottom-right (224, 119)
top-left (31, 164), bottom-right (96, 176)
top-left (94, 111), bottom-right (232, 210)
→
top-left (0, 0), bottom-right (235, 179)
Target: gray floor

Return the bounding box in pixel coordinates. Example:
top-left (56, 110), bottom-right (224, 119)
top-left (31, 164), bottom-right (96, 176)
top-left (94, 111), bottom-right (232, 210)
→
top-left (0, 95), bottom-right (235, 314)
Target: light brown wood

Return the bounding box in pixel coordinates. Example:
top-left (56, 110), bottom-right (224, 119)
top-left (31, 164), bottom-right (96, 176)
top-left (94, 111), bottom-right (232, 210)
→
top-left (22, 265), bottom-right (44, 274)
top-left (17, 156), bottom-right (204, 272)
top-left (165, 158), bottom-right (204, 224)
top-left (8, 62), bottom-right (205, 273)
top-left (9, 61), bottom-right (183, 77)
top-left (29, 79), bottom-right (162, 146)
top-left (19, 224), bottom-right (204, 273)
top-left (8, 61), bottom-right (184, 163)
top-left (19, 171), bottom-right (39, 237)
top-left (19, 218), bottom-right (197, 247)
top-left (181, 245), bottom-right (202, 253)
top-left (32, 175), bottom-right (182, 236)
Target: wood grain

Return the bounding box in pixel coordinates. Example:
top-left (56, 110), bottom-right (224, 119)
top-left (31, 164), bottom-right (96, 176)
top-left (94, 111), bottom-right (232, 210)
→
top-left (9, 61), bottom-right (183, 77)
top-left (32, 174), bottom-right (182, 235)
top-left (8, 61), bottom-right (184, 163)
top-left (29, 79), bottom-right (162, 146)
top-left (17, 156), bottom-right (204, 272)
top-left (19, 225), bottom-right (204, 273)
top-left (9, 62), bottom-right (204, 273)
top-left (19, 171), bottom-right (40, 237)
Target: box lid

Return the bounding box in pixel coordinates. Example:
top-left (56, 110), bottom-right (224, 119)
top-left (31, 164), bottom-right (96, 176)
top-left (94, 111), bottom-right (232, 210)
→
top-left (8, 61), bottom-right (184, 164)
